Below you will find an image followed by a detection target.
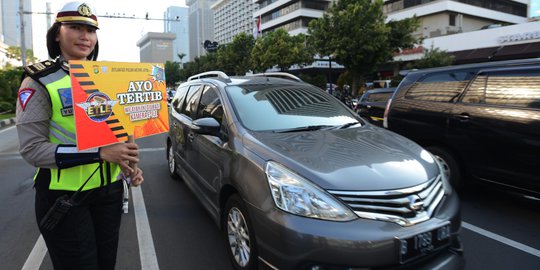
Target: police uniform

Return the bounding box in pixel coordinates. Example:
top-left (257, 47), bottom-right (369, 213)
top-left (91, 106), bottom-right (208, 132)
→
top-left (16, 2), bottom-right (126, 270)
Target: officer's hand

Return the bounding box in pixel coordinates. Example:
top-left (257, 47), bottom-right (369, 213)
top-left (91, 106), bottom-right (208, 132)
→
top-left (100, 142), bottom-right (139, 174)
top-left (130, 168), bottom-right (144, 186)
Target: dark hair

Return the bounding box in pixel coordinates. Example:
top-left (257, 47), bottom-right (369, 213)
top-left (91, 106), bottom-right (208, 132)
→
top-left (46, 22), bottom-right (99, 61)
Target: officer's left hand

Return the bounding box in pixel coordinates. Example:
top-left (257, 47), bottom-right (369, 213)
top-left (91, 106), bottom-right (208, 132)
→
top-left (130, 168), bottom-right (144, 186)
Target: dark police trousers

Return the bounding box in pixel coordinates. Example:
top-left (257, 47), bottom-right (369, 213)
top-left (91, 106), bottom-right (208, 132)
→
top-left (35, 170), bottom-right (123, 270)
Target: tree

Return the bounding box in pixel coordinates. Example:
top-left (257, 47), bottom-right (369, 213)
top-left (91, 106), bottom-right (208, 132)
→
top-left (6, 46), bottom-right (38, 65)
top-left (308, 0), bottom-right (420, 96)
top-left (165, 61), bottom-right (181, 88)
top-left (406, 46), bottom-right (455, 70)
top-left (217, 33), bottom-right (255, 75)
top-left (251, 29), bottom-right (314, 72)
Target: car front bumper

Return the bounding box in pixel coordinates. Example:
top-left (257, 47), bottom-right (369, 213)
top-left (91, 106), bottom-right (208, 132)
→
top-left (248, 192), bottom-right (464, 270)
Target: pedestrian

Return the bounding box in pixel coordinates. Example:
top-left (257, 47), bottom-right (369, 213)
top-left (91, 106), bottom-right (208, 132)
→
top-left (15, 2), bottom-right (143, 269)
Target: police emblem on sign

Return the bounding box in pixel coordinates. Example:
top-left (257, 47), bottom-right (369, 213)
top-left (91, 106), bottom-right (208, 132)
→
top-left (76, 92), bottom-right (117, 122)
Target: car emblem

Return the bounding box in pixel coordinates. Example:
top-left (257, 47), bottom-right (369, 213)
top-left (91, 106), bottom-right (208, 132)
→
top-left (407, 195), bottom-right (424, 212)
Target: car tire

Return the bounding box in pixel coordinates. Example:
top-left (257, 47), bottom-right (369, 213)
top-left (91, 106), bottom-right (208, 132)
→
top-left (167, 141), bottom-right (180, 180)
top-left (426, 146), bottom-right (463, 190)
top-left (223, 194), bottom-right (258, 270)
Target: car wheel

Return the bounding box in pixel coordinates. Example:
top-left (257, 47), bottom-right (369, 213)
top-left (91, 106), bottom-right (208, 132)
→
top-left (167, 142), bottom-right (179, 180)
top-left (223, 194), bottom-right (257, 270)
top-left (426, 146), bottom-right (463, 190)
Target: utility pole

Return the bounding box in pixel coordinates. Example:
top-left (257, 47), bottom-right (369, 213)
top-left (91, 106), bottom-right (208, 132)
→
top-left (19, 0), bottom-right (27, 66)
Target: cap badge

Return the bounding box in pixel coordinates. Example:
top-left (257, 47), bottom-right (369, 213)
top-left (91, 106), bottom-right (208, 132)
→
top-left (77, 3), bottom-right (92, 17)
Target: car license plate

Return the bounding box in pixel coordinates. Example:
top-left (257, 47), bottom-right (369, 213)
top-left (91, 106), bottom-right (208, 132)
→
top-left (397, 223), bottom-right (451, 263)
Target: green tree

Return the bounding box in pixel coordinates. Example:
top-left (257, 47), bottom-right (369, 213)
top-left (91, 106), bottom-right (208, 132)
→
top-left (217, 33), bottom-right (255, 75)
top-left (0, 67), bottom-right (24, 112)
top-left (308, 0), bottom-right (420, 95)
top-left (406, 46), bottom-right (455, 69)
top-left (165, 61), bottom-right (181, 88)
top-left (6, 46), bottom-right (38, 65)
top-left (251, 29), bottom-right (314, 72)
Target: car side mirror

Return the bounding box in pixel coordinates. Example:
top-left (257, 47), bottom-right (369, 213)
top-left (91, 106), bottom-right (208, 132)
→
top-left (191, 117), bottom-right (221, 136)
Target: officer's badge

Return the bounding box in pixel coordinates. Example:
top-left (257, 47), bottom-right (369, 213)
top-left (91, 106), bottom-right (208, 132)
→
top-left (58, 88), bottom-right (74, 116)
top-left (18, 88), bottom-right (35, 111)
top-left (77, 3), bottom-right (92, 17)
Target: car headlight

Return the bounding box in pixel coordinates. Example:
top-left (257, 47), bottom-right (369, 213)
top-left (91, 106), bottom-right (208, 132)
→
top-left (265, 161), bottom-right (356, 221)
top-left (433, 156), bottom-right (453, 195)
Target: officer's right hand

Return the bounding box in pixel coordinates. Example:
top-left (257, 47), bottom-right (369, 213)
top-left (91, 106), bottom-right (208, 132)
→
top-left (99, 142), bottom-right (139, 174)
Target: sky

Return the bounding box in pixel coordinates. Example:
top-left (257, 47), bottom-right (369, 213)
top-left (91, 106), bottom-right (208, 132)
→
top-left (30, 0), bottom-right (186, 62)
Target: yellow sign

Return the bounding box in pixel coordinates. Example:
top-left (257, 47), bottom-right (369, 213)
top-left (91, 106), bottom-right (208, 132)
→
top-left (70, 61), bottom-right (169, 150)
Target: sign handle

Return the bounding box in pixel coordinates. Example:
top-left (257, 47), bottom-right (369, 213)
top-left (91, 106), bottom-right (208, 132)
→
top-left (128, 135), bottom-right (139, 176)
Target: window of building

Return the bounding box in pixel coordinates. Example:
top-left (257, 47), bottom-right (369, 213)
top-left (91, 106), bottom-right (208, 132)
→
top-left (449, 13), bottom-right (456, 26)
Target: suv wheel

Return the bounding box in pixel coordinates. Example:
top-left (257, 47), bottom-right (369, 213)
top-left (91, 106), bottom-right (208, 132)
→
top-left (223, 194), bottom-right (257, 270)
top-left (167, 142), bottom-right (179, 180)
top-left (426, 146), bottom-right (463, 190)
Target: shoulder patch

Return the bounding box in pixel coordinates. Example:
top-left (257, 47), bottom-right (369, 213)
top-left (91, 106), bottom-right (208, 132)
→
top-left (23, 60), bottom-right (55, 76)
top-left (18, 88), bottom-right (36, 111)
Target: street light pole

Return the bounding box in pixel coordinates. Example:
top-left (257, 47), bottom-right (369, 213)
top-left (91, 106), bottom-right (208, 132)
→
top-left (19, 0), bottom-right (27, 66)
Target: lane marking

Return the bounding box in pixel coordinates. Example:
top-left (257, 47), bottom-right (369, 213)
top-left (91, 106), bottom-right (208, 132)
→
top-left (139, 147), bottom-right (165, 152)
top-left (132, 186), bottom-right (160, 270)
top-left (22, 235), bottom-right (47, 270)
top-left (0, 125), bottom-right (15, 134)
top-left (462, 221), bottom-right (540, 258)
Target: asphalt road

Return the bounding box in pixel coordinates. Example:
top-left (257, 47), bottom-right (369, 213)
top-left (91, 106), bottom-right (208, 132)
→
top-left (1, 124), bottom-right (539, 269)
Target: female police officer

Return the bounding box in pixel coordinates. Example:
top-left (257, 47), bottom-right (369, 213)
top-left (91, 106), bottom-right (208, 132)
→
top-left (16, 2), bottom-right (143, 269)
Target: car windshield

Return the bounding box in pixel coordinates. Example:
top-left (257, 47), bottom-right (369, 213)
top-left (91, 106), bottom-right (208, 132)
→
top-left (226, 84), bottom-right (361, 132)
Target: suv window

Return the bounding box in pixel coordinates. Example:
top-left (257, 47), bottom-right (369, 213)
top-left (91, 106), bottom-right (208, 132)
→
top-left (463, 70), bottom-right (540, 108)
top-left (405, 72), bottom-right (470, 102)
top-left (182, 85), bottom-right (204, 118)
top-left (197, 86), bottom-right (224, 124)
top-left (172, 85), bottom-right (189, 114)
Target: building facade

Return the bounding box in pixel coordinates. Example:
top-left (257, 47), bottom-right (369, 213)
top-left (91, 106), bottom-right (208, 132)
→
top-left (165, 6), bottom-right (190, 64)
top-left (136, 32), bottom-right (177, 63)
top-left (1, 0), bottom-right (33, 60)
top-left (186, 0), bottom-right (217, 61)
top-left (211, 0), bottom-right (258, 44)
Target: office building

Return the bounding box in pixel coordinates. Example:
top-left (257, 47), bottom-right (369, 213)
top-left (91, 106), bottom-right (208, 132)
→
top-left (165, 6), bottom-right (190, 64)
top-left (211, 0), bottom-right (258, 44)
top-left (186, 0), bottom-right (217, 61)
top-left (136, 32), bottom-right (176, 63)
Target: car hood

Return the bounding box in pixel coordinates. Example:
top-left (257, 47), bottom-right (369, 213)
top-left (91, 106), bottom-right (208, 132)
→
top-left (245, 125), bottom-right (438, 191)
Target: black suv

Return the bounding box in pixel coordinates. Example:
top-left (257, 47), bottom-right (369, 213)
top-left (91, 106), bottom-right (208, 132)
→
top-left (357, 87), bottom-right (396, 126)
top-left (166, 71), bottom-right (462, 269)
top-left (384, 58), bottom-right (540, 195)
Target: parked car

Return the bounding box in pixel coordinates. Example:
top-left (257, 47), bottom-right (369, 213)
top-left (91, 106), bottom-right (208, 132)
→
top-left (357, 87), bottom-right (396, 126)
top-left (384, 58), bottom-right (540, 195)
top-left (166, 71), bottom-right (463, 270)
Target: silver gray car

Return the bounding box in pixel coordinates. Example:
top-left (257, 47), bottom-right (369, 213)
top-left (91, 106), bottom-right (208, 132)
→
top-left (166, 71), bottom-right (464, 270)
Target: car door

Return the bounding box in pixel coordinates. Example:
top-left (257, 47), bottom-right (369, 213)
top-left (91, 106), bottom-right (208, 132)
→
top-left (185, 85), bottom-right (231, 214)
top-left (450, 67), bottom-right (540, 191)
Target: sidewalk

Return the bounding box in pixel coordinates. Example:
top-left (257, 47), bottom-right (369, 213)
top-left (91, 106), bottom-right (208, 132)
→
top-left (0, 117), bottom-right (15, 128)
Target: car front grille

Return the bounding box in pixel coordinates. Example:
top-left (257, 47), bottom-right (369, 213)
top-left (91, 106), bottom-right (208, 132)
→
top-left (327, 176), bottom-right (445, 226)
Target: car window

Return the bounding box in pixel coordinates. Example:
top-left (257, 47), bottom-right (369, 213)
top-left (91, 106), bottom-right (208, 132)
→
top-left (365, 92), bottom-right (392, 103)
top-left (405, 72), bottom-right (470, 102)
top-left (181, 84), bottom-right (204, 119)
top-left (197, 86), bottom-right (224, 124)
top-left (463, 70), bottom-right (540, 108)
top-left (172, 85), bottom-right (189, 114)
top-left (226, 84), bottom-right (359, 131)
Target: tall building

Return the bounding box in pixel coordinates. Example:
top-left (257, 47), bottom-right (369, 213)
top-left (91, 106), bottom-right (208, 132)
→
top-left (165, 6), bottom-right (190, 64)
top-left (253, 0), bottom-right (331, 36)
top-left (0, 0), bottom-right (33, 50)
top-left (136, 32), bottom-right (177, 63)
top-left (186, 0), bottom-right (217, 61)
top-left (211, 0), bottom-right (258, 44)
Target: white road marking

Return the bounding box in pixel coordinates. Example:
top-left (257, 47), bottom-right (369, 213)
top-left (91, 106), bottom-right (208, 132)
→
top-left (0, 125), bottom-right (15, 134)
top-left (139, 147), bottom-right (165, 152)
top-left (132, 186), bottom-right (160, 270)
top-left (21, 235), bottom-right (47, 270)
top-left (462, 221), bottom-right (540, 258)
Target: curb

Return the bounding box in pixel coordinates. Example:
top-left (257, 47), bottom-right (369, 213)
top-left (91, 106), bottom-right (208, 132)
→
top-left (0, 118), bottom-right (15, 128)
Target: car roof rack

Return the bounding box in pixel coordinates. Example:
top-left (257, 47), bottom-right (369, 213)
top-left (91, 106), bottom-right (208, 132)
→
top-left (188, 71), bottom-right (231, 82)
top-left (248, 72), bottom-right (302, 82)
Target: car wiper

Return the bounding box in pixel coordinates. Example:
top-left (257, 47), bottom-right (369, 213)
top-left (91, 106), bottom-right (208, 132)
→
top-left (335, 122), bottom-right (361, 129)
top-left (274, 125), bottom-right (335, 133)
